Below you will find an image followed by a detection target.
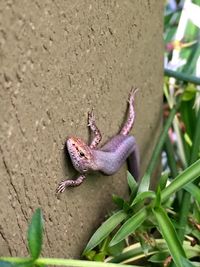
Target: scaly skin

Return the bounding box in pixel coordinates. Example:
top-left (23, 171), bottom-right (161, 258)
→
top-left (57, 88), bottom-right (139, 193)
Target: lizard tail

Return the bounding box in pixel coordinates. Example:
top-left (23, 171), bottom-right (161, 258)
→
top-left (127, 143), bottom-right (140, 181)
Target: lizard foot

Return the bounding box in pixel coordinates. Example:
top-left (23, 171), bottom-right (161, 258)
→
top-left (88, 109), bottom-right (102, 148)
top-left (56, 180), bottom-right (69, 193)
top-left (129, 87), bottom-right (139, 104)
top-left (56, 175), bottom-right (86, 193)
top-left (88, 108), bottom-right (95, 127)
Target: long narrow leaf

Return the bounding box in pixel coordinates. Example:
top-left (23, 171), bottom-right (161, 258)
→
top-left (164, 135), bottom-right (178, 178)
top-left (161, 159), bottom-right (200, 202)
top-left (184, 183), bottom-right (200, 204)
top-left (180, 257), bottom-right (197, 267)
top-left (109, 208), bottom-right (148, 247)
top-left (83, 210), bottom-right (127, 253)
top-left (190, 108), bottom-right (200, 164)
top-left (153, 206), bottom-right (186, 267)
top-left (127, 171), bottom-right (137, 193)
top-left (130, 191), bottom-right (155, 207)
top-left (108, 239), bottom-right (200, 264)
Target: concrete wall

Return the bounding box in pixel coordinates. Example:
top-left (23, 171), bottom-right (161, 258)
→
top-left (0, 0), bottom-right (163, 258)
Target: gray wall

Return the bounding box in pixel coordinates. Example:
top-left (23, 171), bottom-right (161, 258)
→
top-left (0, 0), bottom-right (163, 258)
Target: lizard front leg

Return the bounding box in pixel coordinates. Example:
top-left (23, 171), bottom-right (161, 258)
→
top-left (88, 109), bottom-right (102, 149)
top-left (56, 174), bottom-right (86, 193)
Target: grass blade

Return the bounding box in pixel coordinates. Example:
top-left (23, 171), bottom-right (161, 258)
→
top-left (161, 159), bottom-right (200, 202)
top-left (189, 108), bottom-right (200, 164)
top-left (109, 208), bottom-right (148, 247)
top-left (127, 171), bottom-right (137, 193)
top-left (153, 206), bottom-right (186, 267)
top-left (130, 191), bottom-right (155, 207)
top-left (180, 257), bottom-right (197, 267)
top-left (184, 183), bottom-right (200, 204)
top-left (83, 210), bottom-right (127, 254)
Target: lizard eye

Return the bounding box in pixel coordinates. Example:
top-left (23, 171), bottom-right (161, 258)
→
top-left (79, 151), bottom-right (85, 157)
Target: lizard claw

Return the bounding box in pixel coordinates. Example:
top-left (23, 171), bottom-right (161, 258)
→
top-left (131, 87), bottom-right (139, 97)
top-left (56, 180), bottom-right (67, 193)
top-left (128, 87), bottom-right (139, 104)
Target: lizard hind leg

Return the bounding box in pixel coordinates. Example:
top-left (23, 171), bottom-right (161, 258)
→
top-left (88, 109), bottom-right (102, 149)
top-left (120, 87), bottom-right (139, 136)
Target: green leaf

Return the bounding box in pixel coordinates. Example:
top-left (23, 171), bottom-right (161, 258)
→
top-left (184, 183), bottom-right (200, 204)
top-left (182, 84), bottom-right (196, 101)
top-left (184, 132), bottom-right (192, 147)
top-left (93, 252), bottom-right (106, 262)
top-left (182, 41), bottom-right (200, 75)
top-left (161, 159), bottom-right (200, 202)
top-left (112, 195), bottom-right (125, 209)
top-left (84, 250), bottom-right (96, 261)
top-left (193, 202), bottom-right (200, 222)
top-left (138, 235), bottom-right (150, 255)
top-left (112, 196), bottom-right (130, 212)
top-left (154, 186), bottom-right (161, 208)
top-left (107, 240), bottom-right (125, 257)
top-left (190, 108), bottom-right (200, 164)
top-left (127, 171), bottom-right (137, 193)
top-left (109, 208), bottom-right (148, 247)
top-left (159, 172), bottom-right (169, 190)
top-left (180, 257), bottom-right (197, 267)
top-left (108, 239), bottom-right (170, 264)
top-left (148, 252), bottom-right (169, 263)
top-left (153, 206), bottom-right (186, 267)
top-left (83, 210), bottom-right (127, 254)
top-left (99, 235), bottom-right (110, 253)
top-left (130, 191), bottom-right (155, 207)
top-left (27, 208), bottom-right (43, 259)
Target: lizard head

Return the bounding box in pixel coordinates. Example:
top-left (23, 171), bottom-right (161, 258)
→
top-left (66, 137), bottom-right (93, 173)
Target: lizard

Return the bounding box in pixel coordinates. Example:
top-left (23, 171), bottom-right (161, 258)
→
top-left (56, 88), bottom-right (139, 193)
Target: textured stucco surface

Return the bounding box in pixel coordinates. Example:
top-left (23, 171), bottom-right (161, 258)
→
top-left (0, 0), bottom-right (163, 258)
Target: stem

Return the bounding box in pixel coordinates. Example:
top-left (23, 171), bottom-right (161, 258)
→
top-left (0, 257), bottom-right (138, 267)
top-left (138, 97), bottom-right (181, 192)
top-left (36, 258), bottom-right (135, 267)
top-left (164, 135), bottom-right (178, 178)
top-left (189, 108), bottom-right (200, 164)
top-left (173, 115), bottom-right (187, 168)
top-left (165, 69), bottom-right (200, 85)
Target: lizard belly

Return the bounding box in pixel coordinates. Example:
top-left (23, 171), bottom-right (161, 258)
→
top-left (92, 135), bottom-right (136, 175)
